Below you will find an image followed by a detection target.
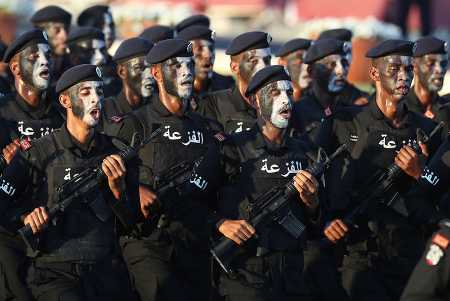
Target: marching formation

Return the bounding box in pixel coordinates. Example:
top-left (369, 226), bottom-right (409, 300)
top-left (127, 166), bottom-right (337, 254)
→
top-left (0, 4), bottom-right (449, 301)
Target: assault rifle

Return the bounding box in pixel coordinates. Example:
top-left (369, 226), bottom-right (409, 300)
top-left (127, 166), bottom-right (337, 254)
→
top-left (211, 144), bottom-right (347, 274)
top-left (18, 128), bottom-right (162, 249)
top-left (343, 121), bottom-right (444, 227)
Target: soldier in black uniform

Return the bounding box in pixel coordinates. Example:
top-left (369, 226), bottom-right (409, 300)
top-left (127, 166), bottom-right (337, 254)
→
top-left (404, 36), bottom-right (450, 132)
top-left (276, 38), bottom-right (312, 102)
top-left (0, 64), bottom-right (137, 300)
top-left (101, 37), bottom-right (155, 129)
top-left (321, 40), bottom-right (443, 301)
top-left (30, 5), bottom-right (72, 81)
top-left (201, 31), bottom-right (272, 134)
top-left (209, 65), bottom-right (319, 301)
top-left (77, 5), bottom-right (116, 50)
top-left (118, 38), bottom-right (220, 301)
top-left (66, 26), bottom-right (121, 97)
top-left (177, 25), bottom-right (234, 98)
top-left (139, 25), bottom-right (174, 44)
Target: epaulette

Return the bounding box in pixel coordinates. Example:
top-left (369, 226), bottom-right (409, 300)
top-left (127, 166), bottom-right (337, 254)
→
top-left (18, 138), bottom-right (32, 151)
top-left (214, 132), bottom-right (227, 142)
top-left (110, 115), bottom-right (125, 123)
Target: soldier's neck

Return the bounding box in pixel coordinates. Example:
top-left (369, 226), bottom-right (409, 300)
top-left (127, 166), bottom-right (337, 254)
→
top-left (194, 76), bottom-right (208, 94)
top-left (237, 80), bottom-right (253, 107)
top-left (159, 89), bottom-right (184, 117)
top-left (66, 115), bottom-right (93, 145)
top-left (15, 79), bottom-right (42, 107)
top-left (414, 82), bottom-right (434, 111)
top-left (375, 89), bottom-right (403, 125)
top-left (123, 84), bottom-right (142, 108)
top-left (292, 83), bottom-right (302, 103)
top-left (262, 123), bottom-right (285, 144)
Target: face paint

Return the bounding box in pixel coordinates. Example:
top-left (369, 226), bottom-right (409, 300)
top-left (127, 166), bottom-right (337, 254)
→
top-left (258, 80), bottom-right (293, 129)
top-left (102, 12), bottom-right (116, 49)
top-left (416, 54), bottom-right (448, 92)
top-left (40, 21), bottom-right (69, 56)
top-left (345, 43), bottom-right (353, 66)
top-left (70, 80), bottom-right (104, 127)
top-left (285, 49), bottom-right (311, 89)
top-left (239, 48), bottom-right (271, 83)
top-left (161, 57), bottom-right (194, 102)
top-left (19, 43), bottom-right (51, 90)
top-left (314, 54), bottom-right (349, 93)
top-left (377, 55), bottom-right (414, 101)
top-left (124, 56), bottom-right (156, 98)
top-left (70, 39), bottom-right (108, 66)
top-left (192, 39), bottom-right (215, 80)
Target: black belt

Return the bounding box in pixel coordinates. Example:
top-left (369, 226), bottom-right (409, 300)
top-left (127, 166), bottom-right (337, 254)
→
top-left (34, 260), bottom-right (100, 276)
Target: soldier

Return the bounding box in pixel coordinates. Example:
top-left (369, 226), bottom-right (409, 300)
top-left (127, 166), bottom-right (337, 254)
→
top-left (101, 37), bottom-right (155, 126)
top-left (139, 25), bottom-right (174, 44)
top-left (177, 25), bottom-right (234, 98)
top-left (30, 5), bottom-right (72, 80)
top-left (175, 14), bottom-right (210, 33)
top-left (0, 64), bottom-right (137, 300)
top-left (209, 65), bottom-right (319, 300)
top-left (321, 40), bottom-right (443, 301)
top-left (202, 31), bottom-right (272, 133)
top-left (118, 38), bottom-right (221, 301)
top-left (0, 39), bottom-right (14, 95)
top-left (66, 26), bottom-right (121, 97)
top-left (276, 38), bottom-right (312, 102)
top-left (77, 5), bottom-right (116, 50)
top-left (405, 37), bottom-right (450, 132)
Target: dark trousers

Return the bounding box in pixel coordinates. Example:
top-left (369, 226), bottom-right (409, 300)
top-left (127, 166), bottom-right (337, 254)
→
top-left (0, 233), bottom-right (32, 301)
top-left (121, 233), bottom-right (211, 301)
top-left (219, 251), bottom-right (312, 301)
top-left (396, 0), bottom-right (432, 36)
top-left (26, 258), bottom-right (132, 301)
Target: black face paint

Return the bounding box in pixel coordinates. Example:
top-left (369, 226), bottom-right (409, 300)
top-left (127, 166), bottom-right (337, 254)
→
top-left (123, 56), bottom-right (156, 98)
top-left (39, 21), bottom-right (69, 56)
top-left (192, 39), bottom-right (215, 81)
top-left (312, 54), bottom-right (349, 93)
top-left (285, 49), bottom-right (310, 88)
top-left (416, 54), bottom-right (448, 92)
top-left (69, 39), bottom-right (108, 66)
top-left (257, 80), bottom-right (293, 129)
top-left (238, 48), bottom-right (271, 84)
top-left (18, 43), bottom-right (51, 90)
top-left (68, 81), bottom-right (104, 127)
top-left (377, 55), bottom-right (414, 101)
top-left (161, 57), bottom-right (194, 100)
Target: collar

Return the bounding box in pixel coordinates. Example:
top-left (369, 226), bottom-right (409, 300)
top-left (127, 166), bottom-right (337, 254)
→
top-left (253, 123), bottom-right (290, 152)
top-left (230, 85), bottom-right (257, 117)
top-left (406, 88), bottom-right (442, 113)
top-left (115, 90), bottom-right (134, 114)
top-left (15, 92), bottom-right (50, 119)
top-left (368, 96), bottom-right (411, 126)
top-left (151, 95), bottom-right (175, 117)
top-left (59, 124), bottom-right (100, 154)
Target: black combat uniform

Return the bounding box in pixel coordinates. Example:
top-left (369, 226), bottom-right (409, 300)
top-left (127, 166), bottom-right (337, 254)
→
top-left (197, 71), bottom-right (234, 97)
top-left (212, 124), bottom-right (318, 301)
top-left (0, 124), bottom-right (138, 300)
top-left (319, 98), bottom-right (442, 301)
top-left (119, 98), bottom-right (221, 301)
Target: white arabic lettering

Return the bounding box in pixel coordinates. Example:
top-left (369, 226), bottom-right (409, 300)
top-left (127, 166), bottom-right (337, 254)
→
top-left (163, 125), bottom-right (182, 140)
top-left (421, 167), bottom-right (440, 186)
top-left (0, 180), bottom-right (16, 196)
top-left (261, 159), bottom-right (280, 174)
top-left (281, 160), bottom-right (302, 177)
top-left (378, 134), bottom-right (396, 149)
top-left (189, 173), bottom-right (208, 190)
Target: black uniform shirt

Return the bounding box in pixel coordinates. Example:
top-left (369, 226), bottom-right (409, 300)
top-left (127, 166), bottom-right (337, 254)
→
top-left (200, 85), bottom-right (257, 134)
top-left (0, 92), bottom-right (64, 141)
top-left (194, 71), bottom-right (234, 97)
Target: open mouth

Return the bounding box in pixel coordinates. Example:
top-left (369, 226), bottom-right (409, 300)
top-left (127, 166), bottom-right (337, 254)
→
top-left (396, 85), bottom-right (409, 95)
top-left (432, 77), bottom-right (443, 85)
top-left (180, 80), bottom-right (193, 87)
top-left (39, 69), bottom-right (50, 80)
top-left (278, 105), bottom-right (292, 119)
top-left (89, 108), bottom-right (100, 120)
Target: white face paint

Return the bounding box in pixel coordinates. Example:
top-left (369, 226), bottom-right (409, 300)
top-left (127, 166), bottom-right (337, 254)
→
top-left (252, 48), bottom-right (272, 76)
top-left (32, 43), bottom-right (51, 90)
top-left (174, 57), bottom-right (194, 98)
top-left (90, 39), bottom-right (107, 66)
top-left (326, 54), bottom-right (349, 93)
top-left (141, 65), bottom-right (155, 98)
top-left (298, 62), bottom-right (311, 89)
top-left (74, 81), bottom-right (103, 127)
top-left (103, 13), bottom-right (114, 48)
top-left (270, 80), bottom-right (293, 129)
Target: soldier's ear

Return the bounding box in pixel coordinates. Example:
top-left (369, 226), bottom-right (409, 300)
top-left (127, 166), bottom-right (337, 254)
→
top-left (278, 57), bottom-right (287, 67)
top-left (117, 64), bottom-right (127, 80)
top-left (230, 60), bottom-right (239, 75)
top-left (59, 92), bottom-right (71, 109)
top-left (151, 65), bottom-right (161, 82)
top-left (369, 66), bottom-right (380, 81)
top-left (9, 58), bottom-right (20, 77)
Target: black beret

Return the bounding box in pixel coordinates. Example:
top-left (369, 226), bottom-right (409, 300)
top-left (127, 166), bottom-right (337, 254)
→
top-left (245, 65), bottom-right (291, 97)
top-left (366, 39), bottom-right (414, 58)
top-left (139, 25), bottom-right (174, 44)
top-left (275, 38), bottom-right (312, 57)
top-left (318, 28), bottom-right (353, 42)
top-left (304, 38), bottom-right (347, 64)
top-left (226, 31), bottom-right (272, 56)
top-left (177, 25), bottom-right (215, 42)
top-left (56, 64), bottom-right (103, 93)
top-left (175, 14), bottom-right (210, 33)
top-left (77, 5), bottom-right (110, 26)
top-left (413, 36), bottom-right (448, 57)
top-left (30, 5), bottom-right (72, 25)
top-left (3, 29), bottom-right (49, 63)
top-left (146, 39), bottom-right (192, 64)
top-left (67, 26), bottom-right (104, 44)
top-left (113, 37), bottom-right (154, 63)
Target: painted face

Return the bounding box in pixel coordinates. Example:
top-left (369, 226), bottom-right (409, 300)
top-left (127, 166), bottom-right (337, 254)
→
top-left (40, 21), bottom-right (69, 56)
top-left (345, 43), bottom-right (353, 66)
top-left (192, 39), bottom-right (215, 81)
top-left (377, 55), bottom-right (414, 101)
top-left (258, 80), bottom-right (293, 129)
top-left (239, 48), bottom-right (271, 83)
top-left (314, 54), bottom-right (349, 93)
top-left (69, 80), bottom-right (104, 127)
top-left (161, 57), bottom-right (194, 103)
top-left (19, 43), bottom-right (51, 90)
top-left (123, 56), bottom-right (156, 98)
top-left (415, 54), bottom-right (448, 92)
top-left (284, 49), bottom-right (311, 89)
top-left (102, 12), bottom-right (116, 49)
top-left (69, 39), bottom-right (108, 67)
